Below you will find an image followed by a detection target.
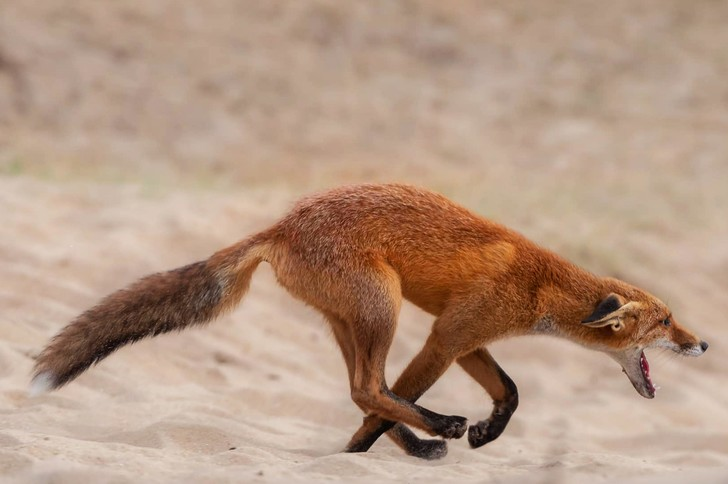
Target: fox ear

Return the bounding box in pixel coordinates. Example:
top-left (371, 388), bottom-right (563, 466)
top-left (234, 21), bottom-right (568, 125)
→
top-left (582, 293), bottom-right (636, 331)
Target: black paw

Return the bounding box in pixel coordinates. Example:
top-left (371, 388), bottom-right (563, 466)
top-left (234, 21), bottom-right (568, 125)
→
top-left (468, 420), bottom-right (490, 448)
top-left (393, 424), bottom-right (449, 460)
top-left (412, 438), bottom-right (448, 460)
top-left (435, 415), bottom-right (468, 439)
top-left (468, 416), bottom-right (509, 448)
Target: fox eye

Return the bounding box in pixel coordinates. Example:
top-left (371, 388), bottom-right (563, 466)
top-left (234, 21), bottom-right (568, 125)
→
top-left (662, 317), bottom-right (671, 327)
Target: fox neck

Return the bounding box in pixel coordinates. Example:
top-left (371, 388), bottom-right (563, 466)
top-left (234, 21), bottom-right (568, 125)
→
top-left (529, 273), bottom-right (618, 348)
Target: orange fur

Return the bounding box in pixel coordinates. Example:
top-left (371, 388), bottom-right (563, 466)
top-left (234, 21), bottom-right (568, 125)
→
top-left (32, 184), bottom-right (707, 459)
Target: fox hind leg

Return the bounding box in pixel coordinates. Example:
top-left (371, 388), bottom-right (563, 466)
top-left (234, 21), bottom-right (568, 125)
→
top-left (328, 263), bottom-right (468, 446)
top-left (325, 313), bottom-right (357, 393)
top-left (325, 312), bottom-right (446, 458)
top-left (345, 320), bottom-right (471, 456)
top-left (274, 253), bottom-right (463, 454)
top-left (346, 311), bottom-right (466, 438)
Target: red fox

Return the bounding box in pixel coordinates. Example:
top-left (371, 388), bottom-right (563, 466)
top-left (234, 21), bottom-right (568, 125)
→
top-left (32, 184), bottom-right (708, 459)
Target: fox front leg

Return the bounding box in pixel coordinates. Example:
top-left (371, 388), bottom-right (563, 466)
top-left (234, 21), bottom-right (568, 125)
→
top-left (458, 348), bottom-right (519, 448)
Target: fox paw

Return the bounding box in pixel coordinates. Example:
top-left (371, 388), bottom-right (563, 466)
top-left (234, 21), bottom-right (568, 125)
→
top-left (468, 416), bottom-right (509, 448)
top-left (468, 420), bottom-right (492, 448)
top-left (411, 438), bottom-right (449, 460)
top-left (393, 423), bottom-right (449, 460)
top-left (435, 415), bottom-right (468, 439)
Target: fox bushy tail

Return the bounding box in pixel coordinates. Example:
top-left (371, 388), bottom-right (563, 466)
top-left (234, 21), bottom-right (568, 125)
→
top-left (31, 236), bottom-right (271, 394)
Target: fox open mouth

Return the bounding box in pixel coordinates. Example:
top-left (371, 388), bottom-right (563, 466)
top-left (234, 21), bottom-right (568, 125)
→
top-left (611, 349), bottom-right (656, 399)
top-left (638, 351), bottom-right (656, 397)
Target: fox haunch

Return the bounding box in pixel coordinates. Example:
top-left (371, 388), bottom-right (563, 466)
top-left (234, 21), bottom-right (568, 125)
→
top-left (32, 184), bottom-right (708, 460)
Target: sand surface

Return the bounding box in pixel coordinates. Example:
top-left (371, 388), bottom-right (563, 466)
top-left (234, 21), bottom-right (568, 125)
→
top-left (1, 1), bottom-right (728, 482)
top-left (1, 177), bottom-right (726, 483)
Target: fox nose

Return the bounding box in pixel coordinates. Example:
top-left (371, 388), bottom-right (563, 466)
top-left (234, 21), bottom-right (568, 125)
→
top-left (700, 341), bottom-right (709, 352)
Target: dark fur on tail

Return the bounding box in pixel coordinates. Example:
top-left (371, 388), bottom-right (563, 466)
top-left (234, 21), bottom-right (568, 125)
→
top-left (32, 237), bottom-right (268, 392)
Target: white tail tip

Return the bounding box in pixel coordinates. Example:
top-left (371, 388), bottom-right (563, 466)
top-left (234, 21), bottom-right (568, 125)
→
top-left (29, 371), bottom-right (56, 397)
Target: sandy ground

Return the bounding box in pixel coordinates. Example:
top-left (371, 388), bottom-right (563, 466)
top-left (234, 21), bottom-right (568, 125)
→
top-left (1, 1), bottom-right (728, 482)
top-left (1, 177), bottom-right (726, 483)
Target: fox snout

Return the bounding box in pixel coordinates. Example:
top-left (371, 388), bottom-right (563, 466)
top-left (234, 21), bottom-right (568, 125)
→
top-left (679, 339), bottom-right (709, 356)
top-left (669, 323), bottom-right (708, 356)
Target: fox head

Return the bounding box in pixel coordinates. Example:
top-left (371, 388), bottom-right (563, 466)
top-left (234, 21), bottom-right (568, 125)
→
top-left (580, 283), bottom-right (708, 399)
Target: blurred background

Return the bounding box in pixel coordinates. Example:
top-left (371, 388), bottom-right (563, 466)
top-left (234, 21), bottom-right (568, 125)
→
top-left (2, 0), bottom-right (727, 305)
top-left (1, 1), bottom-right (727, 482)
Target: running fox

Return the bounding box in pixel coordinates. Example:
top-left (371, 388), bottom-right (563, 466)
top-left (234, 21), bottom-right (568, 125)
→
top-left (32, 184), bottom-right (708, 459)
